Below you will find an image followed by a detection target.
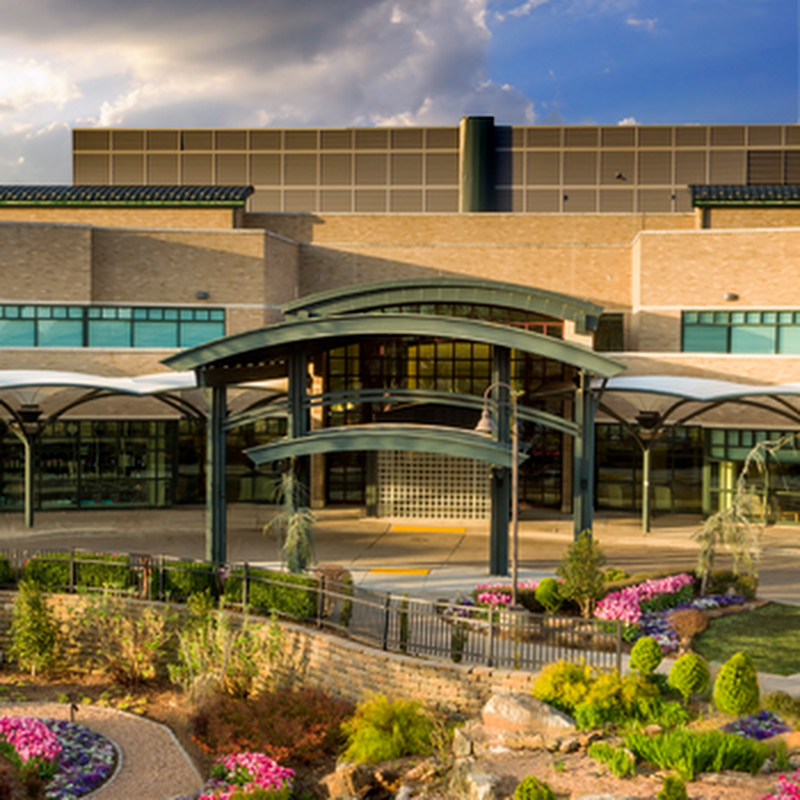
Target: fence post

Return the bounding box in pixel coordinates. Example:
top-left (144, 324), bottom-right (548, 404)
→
top-left (158, 555), bottom-right (165, 601)
top-left (615, 619), bottom-right (622, 673)
top-left (316, 575), bottom-right (325, 629)
top-left (486, 611), bottom-right (494, 667)
top-left (242, 562), bottom-right (249, 609)
top-left (381, 594), bottom-right (391, 651)
top-left (69, 549), bottom-right (75, 593)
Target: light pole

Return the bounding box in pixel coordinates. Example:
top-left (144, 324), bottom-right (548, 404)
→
top-left (475, 382), bottom-right (521, 606)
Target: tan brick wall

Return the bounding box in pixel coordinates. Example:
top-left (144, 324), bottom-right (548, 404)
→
top-left (0, 223), bottom-right (92, 302)
top-left (91, 228), bottom-right (268, 308)
top-left (247, 212), bottom-right (695, 245)
top-left (615, 353), bottom-right (800, 384)
top-left (708, 208), bottom-right (800, 229)
top-left (0, 208), bottom-right (235, 230)
top-left (635, 228), bottom-right (800, 309)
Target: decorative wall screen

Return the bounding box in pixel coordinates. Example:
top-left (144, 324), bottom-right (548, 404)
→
top-left (377, 451), bottom-right (492, 519)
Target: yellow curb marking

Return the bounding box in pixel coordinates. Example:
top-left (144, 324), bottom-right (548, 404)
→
top-left (390, 525), bottom-right (466, 534)
top-left (369, 567), bottom-right (431, 575)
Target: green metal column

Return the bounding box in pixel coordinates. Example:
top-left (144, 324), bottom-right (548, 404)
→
top-left (460, 116), bottom-right (496, 213)
top-left (288, 349), bottom-right (310, 496)
top-left (642, 444), bottom-right (652, 534)
top-left (489, 346), bottom-right (511, 575)
top-left (573, 370), bottom-right (596, 539)
top-left (205, 385), bottom-right (227, 564)
top-left (23, 436), bottom-right (33, 529)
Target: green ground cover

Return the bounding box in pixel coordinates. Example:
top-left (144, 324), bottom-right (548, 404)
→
top-left (693, 603), bottom-right (800, 676)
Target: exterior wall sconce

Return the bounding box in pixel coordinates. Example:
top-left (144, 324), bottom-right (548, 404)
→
top-left (723, 292), bottom-right (739, 302)
top-left (196, 291), bottom-right (210, 300)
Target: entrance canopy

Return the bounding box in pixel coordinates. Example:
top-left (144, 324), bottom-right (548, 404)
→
top-left (163, 276), bottom-right (624, 566)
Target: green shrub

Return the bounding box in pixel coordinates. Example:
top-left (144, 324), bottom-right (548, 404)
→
top-left (624, 728), bottom-right (767, 781)
top-left (713, 651), bottom-right (760, 716)
top-left (556, 531), bottom-right (606, 618)
top-left (225, 567), bottom-right (318, 618)
top-left (0, 556), bottom-right (13, 585)
top-left (513, 775), bottom-right (557, 800)
top-left (160, 560), bottom-right (219, 601)
top-left (74, 590), bottom-right (175, 685)
top-left (657, 774), bottom-right (688, 800)
top-left (531, 660), bottom-right (595, 715)
top-left (534, 578), bottom-right (562, 614)
top-left (341, 694), bottom-right (436, 764)
top-left (668, 653), bottom-right (710, 701)
top-left (22, 552), bottom-right (133, 590)
top-left (587, 741), bottom-right (636, 778)
top-left (629, 636), bottom-right (663, 676)
top-left (169, 600), bottom-right (282, 700)
top-left (8, 580), bottom-right (58, 676)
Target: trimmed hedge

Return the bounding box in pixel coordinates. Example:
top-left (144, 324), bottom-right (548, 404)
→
top-left (225, 567), bottom-right (318, 618)
top-left (159, 561), bottom-right (220, 601)
top-left (22, 553), bottom-right (134, 590)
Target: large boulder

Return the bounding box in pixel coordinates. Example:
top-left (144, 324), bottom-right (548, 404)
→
top-left (481, 692), bottom-right (576, 734)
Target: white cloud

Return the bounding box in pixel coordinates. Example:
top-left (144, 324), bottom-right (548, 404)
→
top-left (618, 116), bottom-right (639, 125)
top-left (627, 16), bottom-right (658, 31)
top-left (0, 59), bottom-right (81, 115)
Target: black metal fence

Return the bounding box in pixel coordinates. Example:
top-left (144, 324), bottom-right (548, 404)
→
top-left (3, 548), bottom-right (623, 673)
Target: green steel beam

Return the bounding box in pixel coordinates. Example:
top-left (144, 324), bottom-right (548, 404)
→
top-left (489, 347), bottom-right (511, 576)
top-left (282, 277), bottom-right (603, 334)
top-left (164, 313), bottom-right (623, 379)
top-left (206, 386), bottom-right (227, 564)
top-left (245, 424), bottom-right (529, 468)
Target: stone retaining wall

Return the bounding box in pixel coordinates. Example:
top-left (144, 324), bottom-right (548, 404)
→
top-left (0, 591), bottom-right (537, 714)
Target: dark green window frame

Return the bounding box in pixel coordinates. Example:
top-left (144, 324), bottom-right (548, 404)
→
top-left (0, 305), bottom-right (225, 349)
top-left (682, 310), bottom-right (800, 354)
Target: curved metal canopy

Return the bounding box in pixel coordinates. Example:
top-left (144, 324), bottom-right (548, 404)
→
top-left (246, 424), bottom-right (529, 468)
top-left (598, 376), bottom-right (800, 402)
top-left (164, 313), bottom-right (624, 380)
top-left (0, 370), bottom-right (197, 395)
top-left (281, 277), bottom-right (604, 334)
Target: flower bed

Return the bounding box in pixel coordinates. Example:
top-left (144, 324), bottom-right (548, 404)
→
top-left (0, 716), bottom-right (117, 799)
top-left (175, 752), bottom-right (294, 800)
top-left (723, 710), bottom-right (791, 742)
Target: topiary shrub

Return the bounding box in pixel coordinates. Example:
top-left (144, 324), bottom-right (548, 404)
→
top-left (657, 774), bottom-right (688, 800)
top-left (531, 660), bottom-right (594, 715)
top-left (668, 653), bottom-right (710, 701)
top-left (629, 636), bottom-right (663, 676)
top-left (534, 578), bottom-right (562, 614)
top-left (713, 651), bottom-right (760, 716)
top-left (513, 775), bottom-right (556, 800)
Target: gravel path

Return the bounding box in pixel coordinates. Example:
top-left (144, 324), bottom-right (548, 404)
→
top-left (0, 702), bottom-right (204, 800)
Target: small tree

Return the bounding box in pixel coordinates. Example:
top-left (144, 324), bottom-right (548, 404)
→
top-left (264, 469), bottom-right (316, 574)
top-left (556, 530), bottom-right (606, 618)
top-left (694, 434), bottom-right (785, 595)
top-left (9, 580), bottom-right (59, 676)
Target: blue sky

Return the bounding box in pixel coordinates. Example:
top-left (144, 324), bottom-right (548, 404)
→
top-left (0, 0), bottom-right (796, 183)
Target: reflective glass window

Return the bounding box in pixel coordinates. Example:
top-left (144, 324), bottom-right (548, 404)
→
top-left (179, 321), bottom-right (225, 347)
top-left (37, 320), bottom-right (83, 347)
top-left (0, 320), bottom-right (35, 346)
top-left (133, 321), bottom-right (178, 347)
top-left (88, 320), bottom-right (131, 347)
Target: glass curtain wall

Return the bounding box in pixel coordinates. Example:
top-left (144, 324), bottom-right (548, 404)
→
top-left (706, 429), bottom-right (800, 522)
top-left (0, 416), bottom-right (286, 512)
top-left (322, 303), bottom-right (569, 507)
top-left (595, 424), bottom-right (704, 513)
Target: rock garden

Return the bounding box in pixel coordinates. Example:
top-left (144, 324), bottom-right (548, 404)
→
top-left (0, 530), bottom-right (797, 800)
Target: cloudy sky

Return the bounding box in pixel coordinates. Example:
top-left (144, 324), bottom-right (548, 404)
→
top-left (0, 0), bottom-right (796, 183)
